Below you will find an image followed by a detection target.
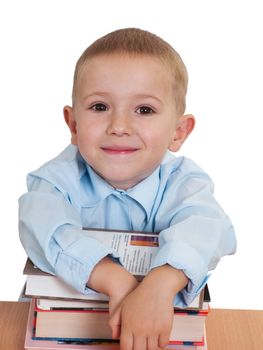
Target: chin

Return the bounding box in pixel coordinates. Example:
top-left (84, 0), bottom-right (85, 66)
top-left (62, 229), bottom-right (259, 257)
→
top-left (105, 177), bottom-right (136, 190)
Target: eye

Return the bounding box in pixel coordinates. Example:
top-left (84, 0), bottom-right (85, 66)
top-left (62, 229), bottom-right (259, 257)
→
top-left (90, 103), bottom-right (108, 112)
top-left (136, 106), bottom-right (155, 115)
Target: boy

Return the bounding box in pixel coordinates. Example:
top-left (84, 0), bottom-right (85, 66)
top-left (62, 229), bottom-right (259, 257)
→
top-left (19, 28), bottom-right (236, 350)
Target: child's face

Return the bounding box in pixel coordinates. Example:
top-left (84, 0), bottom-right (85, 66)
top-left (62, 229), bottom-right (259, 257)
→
top-left (64, 54), bottom-right (194, 189)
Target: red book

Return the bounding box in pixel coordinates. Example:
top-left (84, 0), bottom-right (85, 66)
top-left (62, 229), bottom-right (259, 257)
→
top-left (25, 299), bottom-right (208, 349)
top-left (33, 299), bottom-right (207, 344)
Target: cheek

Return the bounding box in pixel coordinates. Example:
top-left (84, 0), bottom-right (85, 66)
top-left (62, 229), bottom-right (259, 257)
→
top-left (76, 126), bottom-right (102, 150)
top-left (142, 126), bottom-right (173, 148)
top-left (76, 119), bottom-right (93, 137)
top-left (77, 117), bottom-right (105, 136)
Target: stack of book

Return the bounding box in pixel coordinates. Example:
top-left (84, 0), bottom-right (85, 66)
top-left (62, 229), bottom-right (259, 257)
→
top-left (23, 229), bottom-right (210, 350)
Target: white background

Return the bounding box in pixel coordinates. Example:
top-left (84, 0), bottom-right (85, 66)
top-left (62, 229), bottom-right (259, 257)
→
top-left (0, 0), bottom-right (262, 309)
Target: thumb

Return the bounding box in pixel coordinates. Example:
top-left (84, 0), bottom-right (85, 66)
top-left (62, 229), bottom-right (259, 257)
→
top-left (109, 306), bottom-right (122, 339)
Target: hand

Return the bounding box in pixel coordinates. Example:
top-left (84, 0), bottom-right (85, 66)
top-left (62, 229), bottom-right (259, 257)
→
top-left (109, 265), bottom-right (188, 350)
top-left (87, 256), bottom-right (139, 317)
top-left (110, 283), bottom-right (174, 350)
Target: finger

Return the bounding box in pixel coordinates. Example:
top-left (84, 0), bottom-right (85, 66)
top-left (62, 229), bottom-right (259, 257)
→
top-left (111, 324), bottom-right (121, 339)
top-left (109, 307), bottom-right (121, 339)
top-left (120, 329), bottom-right (133, 350)
top-left (134, 335), bottom-right (147, 350)
top-left (147, 335), bottom-right (159, 350)
top-left (158, 333), bottom-right (170, 348)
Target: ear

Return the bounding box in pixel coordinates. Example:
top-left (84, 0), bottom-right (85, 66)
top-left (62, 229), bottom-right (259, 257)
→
top-left (168, 114), bottom-right (195, 152)
top-left (63, 106), bottom-right (78, 145)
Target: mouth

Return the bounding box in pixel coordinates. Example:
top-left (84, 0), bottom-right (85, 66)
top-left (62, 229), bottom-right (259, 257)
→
top-left (101, 146), bottom-right (139, 155)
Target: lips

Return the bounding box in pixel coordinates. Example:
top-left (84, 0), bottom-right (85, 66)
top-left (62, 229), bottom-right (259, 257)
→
top-left (101, 145), bottom-right (139, 155)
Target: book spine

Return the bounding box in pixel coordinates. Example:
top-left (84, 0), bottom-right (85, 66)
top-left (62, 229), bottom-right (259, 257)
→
top-left (35, 305), bottom-right (109, 314)
top-left (168, 338), bottom-right (204, 346)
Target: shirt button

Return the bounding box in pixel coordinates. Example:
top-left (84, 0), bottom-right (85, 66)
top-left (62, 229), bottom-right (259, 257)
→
top-left (116, 189), bottom-right (126, 195)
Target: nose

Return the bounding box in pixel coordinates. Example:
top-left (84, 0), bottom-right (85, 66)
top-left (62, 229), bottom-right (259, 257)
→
top-left (106, 112), bottom-right (132, 136)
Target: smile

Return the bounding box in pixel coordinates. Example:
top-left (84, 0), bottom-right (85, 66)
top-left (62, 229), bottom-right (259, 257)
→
top-left (101, 146), bottom-right (139, 155)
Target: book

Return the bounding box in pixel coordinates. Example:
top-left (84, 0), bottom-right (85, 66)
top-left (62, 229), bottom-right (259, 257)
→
top-left (35, 283), bottom-right (209, 311)
top-left (23, 228), bottom-right (208, 309)
top-left (33, 299), bottom-right (208, 343)
top-left (36, 298), bottom-right (109, 311)
top-left (23, 258), bottom-right (109, 302)
top-left (83, 228), bottom-right (160, 277)
top-left (25, 299), bottom-right (208, 350)
top-left (35, 297), bottom-right (209, 314)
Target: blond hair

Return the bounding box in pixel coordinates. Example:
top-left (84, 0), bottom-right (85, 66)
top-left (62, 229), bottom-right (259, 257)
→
top-left (72, 28), bottom-right (188, 115)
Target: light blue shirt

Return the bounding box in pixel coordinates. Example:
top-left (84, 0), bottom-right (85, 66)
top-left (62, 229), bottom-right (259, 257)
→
top-left (19, 144), bottom-right (236, 307)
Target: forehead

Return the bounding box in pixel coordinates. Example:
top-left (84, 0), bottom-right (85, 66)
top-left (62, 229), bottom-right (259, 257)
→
top-left (76, 54), bottom-right (174, 96)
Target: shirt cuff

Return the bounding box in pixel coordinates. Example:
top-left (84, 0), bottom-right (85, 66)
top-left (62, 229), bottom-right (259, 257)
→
top-left (54, 234), bottom-right (121, 295)
top-left (150, 240), bottom-right (209, 307)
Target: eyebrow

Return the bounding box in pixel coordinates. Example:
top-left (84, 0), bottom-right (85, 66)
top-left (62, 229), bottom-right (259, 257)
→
top-left (82, 92), bottom-right (109, 101)
top-left (83, 92), bottom-right (163, 104)
top-left (133, 93), bottom-right (163, 104)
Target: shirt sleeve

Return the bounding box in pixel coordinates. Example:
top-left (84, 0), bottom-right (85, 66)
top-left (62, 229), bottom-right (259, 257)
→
top-left (150, 162), bottom-right (237, 307)
top-left (19, 176), bottom-right (120, 295)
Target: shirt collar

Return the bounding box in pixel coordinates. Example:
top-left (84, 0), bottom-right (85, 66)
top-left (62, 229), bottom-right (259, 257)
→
top-left (82, 161), bottom-right (160, 220)
top-left (124, 167), bottom-right (160, 220)
top-left (119, 151), bottom-right (176, 218)
top-left (82, 165), bottom-right (115, 206)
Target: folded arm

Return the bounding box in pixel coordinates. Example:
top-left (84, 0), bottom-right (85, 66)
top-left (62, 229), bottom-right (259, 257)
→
top-left (19, 178), bottom-right (120, 294)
